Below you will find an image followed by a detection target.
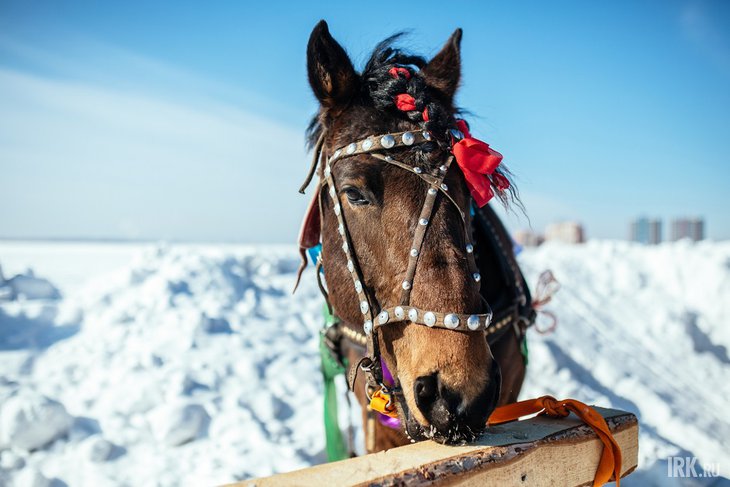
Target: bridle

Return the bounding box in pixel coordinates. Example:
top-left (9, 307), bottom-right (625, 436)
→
top-left (311, 124), bottom-right (496, 400)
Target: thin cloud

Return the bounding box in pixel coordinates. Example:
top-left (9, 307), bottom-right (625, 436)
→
top-left (0, 42), bottom-right (310, 242)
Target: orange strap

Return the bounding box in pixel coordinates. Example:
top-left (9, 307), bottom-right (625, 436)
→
top-left (369, 390), bottom-right (621, 486)
top-left (488, 396), bottom-right (623, 487)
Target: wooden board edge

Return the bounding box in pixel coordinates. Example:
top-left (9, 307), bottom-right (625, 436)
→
top-left (357, 413), bottom-right (638, 487)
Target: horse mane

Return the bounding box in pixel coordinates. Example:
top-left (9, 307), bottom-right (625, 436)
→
top-left (306, 33), bottom-right (522, 209)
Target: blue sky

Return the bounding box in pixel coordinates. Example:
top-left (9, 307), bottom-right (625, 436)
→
top-left (1, 1), bottom-right (728, 242)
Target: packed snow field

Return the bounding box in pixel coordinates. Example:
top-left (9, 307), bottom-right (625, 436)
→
top-left (0, 240), bottom-right (728, 486)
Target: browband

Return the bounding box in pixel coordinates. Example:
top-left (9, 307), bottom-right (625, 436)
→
top-left (328, 129), bottom-right (442, 165)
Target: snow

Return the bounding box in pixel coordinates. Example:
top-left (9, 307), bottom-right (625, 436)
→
top-left (0, 240), bottom-right (728, 486)
top-left (79, 436), bottom-right (115, 463)
top-left (0, 391), bottom-right (72, 451)
top-left (12, 467), bottom-right (51, 487)
top-left (147, 403), bottom-right (210, 447)
top-left (0, 269), bottom-right (61, 302)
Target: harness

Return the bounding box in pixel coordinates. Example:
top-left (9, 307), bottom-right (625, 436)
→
top-left (298, 117), bottom-right (538, 416)
top-left (327, 129), bottom-right (499, 393)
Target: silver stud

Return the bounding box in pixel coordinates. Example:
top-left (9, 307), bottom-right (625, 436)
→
top-left (444, 313), bottom-right (459, 329)
top-left (384, 155), bottom-right (393, 162)
top-left (424, 312), bottom-right (436, 327)
top-left (402, 132), bottom-right (415, 145)
top-left (347, 260), bottom-right (354, 272)
top-left (419, 218), bottom-right (428, 226)
top-left (467, 315), bottom-right (481, 331)
top-left (394, 306), bottom-right (405, 319)
top-left (408, 308), bottom-right (418, 321)
top-left (360, 300), bottom-right (369, 314)
top-left (334, 203), bottom-right (341, 216)
top-left (440, 183), bottom-right (448, 191)
top-left (402, 280), bottom-right (411, 290)
top-left (338, 223), bottom-right (344, 235)
top-left (466, 244), bottom-right (474, 253)
top-left (378, 311), bottom-right (389, 325)
top-left (333, 149), bottom-right (342, 159)
top-left (422, 131), bottom-right (432, 141)
top-left (473, 272), bottom-right (481, 283)
top-left (342, 241), bottom-right (348, 252)
top-left (364, 320), bottom-right (373, 335)
top-left (439, 165), bottom-right (448, 173)
top-left (485, 309), bottom-right (493, 325)
top-left (413, 167), bottom-right (423, 174)
top-left (450, 129), bottom-right (464, 140)
top-left (410, 248), bottom-right (418, 257)
top-left (380, 134), bottom-right (395, 148)
top-left (346, 143), bottom-right (357, 154)
top-left (362, 139), bottom-right (373, 150)
top-left (355, 280), bottom-right (362, 293)
top-left (428, 188), bottom-right (437, 195)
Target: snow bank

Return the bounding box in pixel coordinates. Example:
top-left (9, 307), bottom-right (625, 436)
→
top-left (516, 240), bottom-right (730, 482)
top-left (0, 240), bottom-right (728, 486)
top-left (1, 245), bottom-right (324, 486)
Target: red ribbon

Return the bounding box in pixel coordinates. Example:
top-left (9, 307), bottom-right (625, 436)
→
top-left (452, 119), bottom-right (507, 207)
top-left (388, 67), bottom-right (411, 80)
top-left (394, 93), bottom-right (417, 112)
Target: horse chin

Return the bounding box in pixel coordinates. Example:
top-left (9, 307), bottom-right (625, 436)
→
top-left (403, 414), bottom-right (483, 445)
top-left (399, 396), bottom-right (484, 445)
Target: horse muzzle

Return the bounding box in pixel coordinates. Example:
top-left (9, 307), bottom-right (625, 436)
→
top-left (401, 360), bottom-right (502, 444)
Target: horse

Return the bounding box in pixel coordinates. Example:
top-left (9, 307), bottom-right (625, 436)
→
top-left (298, 20), bottom-right (536, 453)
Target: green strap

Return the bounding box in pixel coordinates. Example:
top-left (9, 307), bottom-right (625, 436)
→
top-left (521, 333), bottom-right (529, 366)
top-left (320, 304), bottom-right (349, 462)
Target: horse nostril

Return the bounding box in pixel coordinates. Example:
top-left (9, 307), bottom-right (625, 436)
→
top-left (414, 374), bottom-right (439, 408)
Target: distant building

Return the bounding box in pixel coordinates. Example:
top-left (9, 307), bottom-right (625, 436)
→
top-left (513, 229), bottom-right (543, 247)
top-left (544, 221), bottom-right (585, 244)
top-left (630, 217), bottom-right (662, 245)
top-left (670, 218), bottom-right (704, 242)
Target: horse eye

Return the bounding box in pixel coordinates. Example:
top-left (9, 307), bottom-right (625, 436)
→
top-left (342, 187), bottom-right (369, 206)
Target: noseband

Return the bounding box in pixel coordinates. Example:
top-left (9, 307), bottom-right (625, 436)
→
top-left (316, 126), bottom-right (495, 393)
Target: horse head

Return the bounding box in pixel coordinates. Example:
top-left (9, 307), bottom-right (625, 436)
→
top-left (305, 21), bottom-right (516, 444)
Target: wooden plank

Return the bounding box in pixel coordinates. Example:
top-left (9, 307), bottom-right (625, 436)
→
top-left (230, 407), bottom-right (638, 487)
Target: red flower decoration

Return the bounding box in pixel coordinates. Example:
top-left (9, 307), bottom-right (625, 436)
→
top-left (451, 119), bottom-right (508, 207)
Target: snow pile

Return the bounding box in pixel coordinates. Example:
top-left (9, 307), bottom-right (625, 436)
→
top-left (516, 240), bottom-right (730, 482)
top-left (0, 240), bottom-right (728, 486)
top-left (1, 245), bottom-right (324, 486)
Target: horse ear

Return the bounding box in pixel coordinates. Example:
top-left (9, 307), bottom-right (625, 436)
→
top-left (307, 20), bottom-right (358, 109)
top-left (421, 28), bottom-right (463, 102)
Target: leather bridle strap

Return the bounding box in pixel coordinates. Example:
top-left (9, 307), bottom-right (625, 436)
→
top-left (397, 157), bottom-right (445, 305)
top-left (320, 128), bottom-right (495, 392)
top-left (321, 149), bottom-right (382, 389)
